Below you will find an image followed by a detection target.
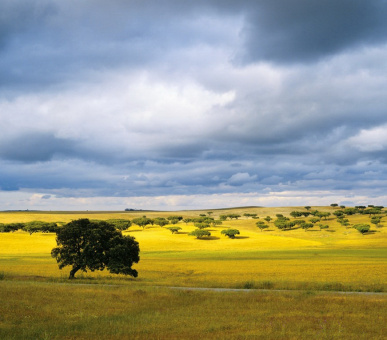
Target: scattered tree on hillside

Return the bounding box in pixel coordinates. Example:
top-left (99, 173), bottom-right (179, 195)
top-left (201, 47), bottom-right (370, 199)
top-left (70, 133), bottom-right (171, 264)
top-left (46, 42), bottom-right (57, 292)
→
top-left (106, 219), bottom-right (132, 231)
top-left (51, 219), bottom-right (139, 279)
top-left (304, 206), bottom-right (311, 210)
top-left (309, 217), bottom-right (320, 224)
top-left (132, 217), bottom-right (153, 230)
top-left (244, 213), bottom-right (258, 219)
top-left (166, 227), bottom-right (182, 234)
top-left (352, 224), bottom-right (371, 234)
top-left (370, 217), bottom-right (382, 228)
top-left (337, 217), bottom-right (350, 227)
top-left (221, 229), bottom-right (240, 238)
top-left (256, 221), bottom-right (269, 231)
top-left (194, 222), bottom-right (210, 229)
top-left (153, 217), bottom-right (169, 227)
top-left (264, 216), bottom-right (272, 223)
top-left (189, 229), bottom-right (211, 239)
top-left (301, 223), bottom-right (314, 231)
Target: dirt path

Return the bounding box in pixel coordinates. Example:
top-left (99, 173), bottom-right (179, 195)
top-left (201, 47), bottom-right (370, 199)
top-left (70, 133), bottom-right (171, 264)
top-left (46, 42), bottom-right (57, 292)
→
top-left (9, 278), bottom-right (386, 296)
top-left (158, 286), bottom-right (387, 296)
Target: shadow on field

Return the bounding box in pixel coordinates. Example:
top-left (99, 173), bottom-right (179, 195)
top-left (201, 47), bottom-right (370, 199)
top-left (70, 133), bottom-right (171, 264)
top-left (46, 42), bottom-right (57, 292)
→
top-left (176, 232), bottom-right (189, 235)
top-left (234, 236), bottom-right (249, 239)
top-left (198, 236), bottom-right (220, 240)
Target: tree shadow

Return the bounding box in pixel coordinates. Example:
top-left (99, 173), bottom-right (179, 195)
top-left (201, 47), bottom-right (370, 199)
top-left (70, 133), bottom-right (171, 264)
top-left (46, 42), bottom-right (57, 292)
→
top-left (325, 230), bottom-right (336, 233)
top-left (365, 230), bottom-right (379, 234)
top-left (197, 236), bottom-right (220, 240)
top-left (234, 236), bottom-right (249, 239)
top-left (176, 231), bottom-right (189, 235)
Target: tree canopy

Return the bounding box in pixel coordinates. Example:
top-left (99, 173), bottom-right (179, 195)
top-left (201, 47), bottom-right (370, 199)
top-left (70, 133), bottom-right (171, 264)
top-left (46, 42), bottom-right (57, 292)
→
top-left (51, 219), bottom-right (140, 279)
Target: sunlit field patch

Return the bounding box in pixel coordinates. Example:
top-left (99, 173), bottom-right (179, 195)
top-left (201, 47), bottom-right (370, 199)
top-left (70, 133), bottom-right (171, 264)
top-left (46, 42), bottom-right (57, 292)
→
top-left (1, 206), bottom-right (386, 339)
top-left (1, 206), bottom-right (386, 291)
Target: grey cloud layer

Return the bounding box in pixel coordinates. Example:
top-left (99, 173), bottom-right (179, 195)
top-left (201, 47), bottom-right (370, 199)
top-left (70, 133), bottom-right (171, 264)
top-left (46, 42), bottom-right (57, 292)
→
top-left (1, 0), bottom-right (387, 207)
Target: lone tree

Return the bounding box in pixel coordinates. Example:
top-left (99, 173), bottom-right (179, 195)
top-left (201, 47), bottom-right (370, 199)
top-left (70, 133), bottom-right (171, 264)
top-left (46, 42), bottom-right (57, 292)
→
top-left (51, 219), bottom-right (140, 279)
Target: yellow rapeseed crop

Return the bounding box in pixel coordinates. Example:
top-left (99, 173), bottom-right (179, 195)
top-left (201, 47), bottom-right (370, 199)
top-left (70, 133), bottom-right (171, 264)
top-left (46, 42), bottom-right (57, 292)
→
top-left (0, 206), bottom-right (386, 291)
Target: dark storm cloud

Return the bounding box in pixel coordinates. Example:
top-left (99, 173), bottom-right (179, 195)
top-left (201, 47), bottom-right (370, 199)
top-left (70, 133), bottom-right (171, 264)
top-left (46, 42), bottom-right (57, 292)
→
top-left (1, 0), bottom-right (387, 209)
top-left (0, 132), bottom-right (75, 162)
top-left (2, 0), bottom-right (387, 93)
top-left (241, 0), bottom-right (387, 63)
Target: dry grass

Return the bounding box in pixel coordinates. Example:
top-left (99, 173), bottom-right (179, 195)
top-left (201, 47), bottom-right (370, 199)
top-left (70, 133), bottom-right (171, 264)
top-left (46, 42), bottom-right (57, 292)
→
top-left (0, 281), bottom-right (386, 340)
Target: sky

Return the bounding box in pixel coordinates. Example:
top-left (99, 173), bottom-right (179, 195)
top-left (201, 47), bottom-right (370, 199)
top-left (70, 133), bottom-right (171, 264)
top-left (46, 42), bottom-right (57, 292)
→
top-left (1, 0), bottom-right (387, 211)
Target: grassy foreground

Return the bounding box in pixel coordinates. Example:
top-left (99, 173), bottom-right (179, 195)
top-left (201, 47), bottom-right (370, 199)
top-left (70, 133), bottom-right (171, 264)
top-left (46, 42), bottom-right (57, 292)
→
top-left (0, 206), bottom-right (386, 338)
top-left (0, 281), bottom-right (386, 340)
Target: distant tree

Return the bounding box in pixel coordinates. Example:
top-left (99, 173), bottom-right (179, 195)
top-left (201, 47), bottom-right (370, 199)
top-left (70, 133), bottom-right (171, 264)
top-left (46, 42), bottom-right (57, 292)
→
top-left (293, 219), bottom-right (305, 225)
top-left (333, 211), bottom-right (345, 218)
top-left (199, 214), bottom-right (206, 217)
top-left (319, 224), bottom-right (329, 230)
top-left (304, 206), bottom-right (311, 210)
top-left (316, 212), bottom-right (331, 220)
top-left (166, 227), bottom-right (182, 234)
top-left (264, 216), bottom-right (272, 223)
top-left (363, 208), bottom-right (382, 217)
top-left (244, 213), bottom-right (258, 218)
top-left (352, 224), bottom-right (371, 234)
top-left (330, 203), bottom-right (338, 207)
top-left (167, 216), bottom-right (183, 222)
top-left (219, 215), bottom-right (227, 221)
top-left (343, 208), bottom-right (358, 215)
top-left (370, 217), bottom-right (382, 228)
top-left (194, 223), bottom-right (210, 229)
top-left (153, 217), bottom-right (169, 227)
top-left (23, 221), bottom-right (58, 235)
top-left (290, 211), bottom-right (303, 218)
top-left (183, 218), bottom-right (193, 224)
top-left (340, 205), bottom-right (346, 209)
top-left (106, 219), bottom-right (132, 231)
top-left (309, 217), bottom-right (320, 224)
top-left (132, 217), bottom-right (153, 230)
top-left (207, 212), bottom-right (213, 216)
top-left (0, 223), bottom-right (25, 233)
top-left (221, 229), bottom-right (240, 239)
top-left (337, 217), bottom-right (350, 227)
top-left (189, 229), bottom-right (211, 239)
top-left (212, 220), bottom-right (223, 227)
top-left (51, 219), bottom-right (139, 279)
top-left (301, 223), bottom-right (314, 231)
top-left (256, 221), bottom-right (269, 232)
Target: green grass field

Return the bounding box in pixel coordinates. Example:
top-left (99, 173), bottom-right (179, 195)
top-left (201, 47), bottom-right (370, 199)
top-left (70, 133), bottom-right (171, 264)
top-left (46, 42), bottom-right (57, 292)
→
top-left (0, 206), bottom-right (386, 339)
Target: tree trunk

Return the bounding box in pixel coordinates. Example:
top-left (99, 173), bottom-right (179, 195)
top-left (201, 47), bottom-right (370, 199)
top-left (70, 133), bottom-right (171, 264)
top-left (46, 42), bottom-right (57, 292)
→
top-left (69, 265), bottom-right (80, 279)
